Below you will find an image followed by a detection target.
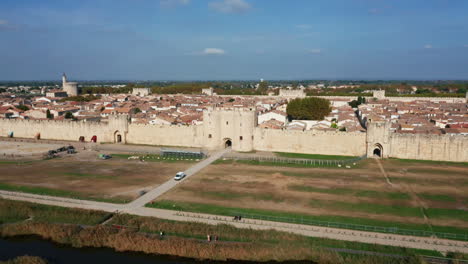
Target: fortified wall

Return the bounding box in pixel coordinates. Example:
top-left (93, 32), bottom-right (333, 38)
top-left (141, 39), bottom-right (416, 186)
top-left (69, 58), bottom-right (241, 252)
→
top-left (0, 115), bottom-right (128, 143)
top-left (278, 89), bottom-right (306, 98)
top-left (253, 128), bottom-right (367, 156)
top-left (126, 124), bottom-right (204, 148)
top-left (367, 120), bottom-right (468, 162)
top-left (0, 106), bottom-right (467, 161)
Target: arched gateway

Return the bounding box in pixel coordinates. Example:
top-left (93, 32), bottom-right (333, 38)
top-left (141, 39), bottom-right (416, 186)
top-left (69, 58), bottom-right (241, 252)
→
top-left (224, 138), bottom-right (232, 148)
top-left (373, 143), bottom-right (383, 158)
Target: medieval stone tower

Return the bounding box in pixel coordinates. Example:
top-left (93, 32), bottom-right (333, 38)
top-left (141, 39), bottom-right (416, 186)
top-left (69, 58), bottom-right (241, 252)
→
top-left (366, 119), bottom-right (391, 158)
top-left (62, 73), bottom-right (78, 96)
top-left (108, 114), bottom-right (130, 143)
top-left (373, 90), bottom-right (386, 100)
top-left (202, 107), bottom-right (257, 152)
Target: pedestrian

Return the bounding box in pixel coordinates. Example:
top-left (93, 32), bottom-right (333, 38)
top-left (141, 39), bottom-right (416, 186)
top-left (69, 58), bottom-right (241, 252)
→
top-left (207, 234), bottom-right (211, 242)
top-left (215, 235), bottom-right (218, 241)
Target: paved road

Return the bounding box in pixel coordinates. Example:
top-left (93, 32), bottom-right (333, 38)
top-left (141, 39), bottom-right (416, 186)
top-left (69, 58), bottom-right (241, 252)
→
top-left (123, 147), bottom-right (231, 209)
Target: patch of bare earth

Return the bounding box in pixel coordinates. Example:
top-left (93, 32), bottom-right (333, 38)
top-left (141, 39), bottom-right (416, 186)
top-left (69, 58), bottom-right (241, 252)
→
top-left (157, 160), bottom-right (468, 229)
top-left (0, 152), bottom-right (192, 201)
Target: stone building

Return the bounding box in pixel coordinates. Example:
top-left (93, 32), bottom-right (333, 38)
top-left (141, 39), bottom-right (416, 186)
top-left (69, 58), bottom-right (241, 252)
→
top-left (62, 73), bottom-right (78, 97)
top-left (132, 88), bottom-right (152, 97)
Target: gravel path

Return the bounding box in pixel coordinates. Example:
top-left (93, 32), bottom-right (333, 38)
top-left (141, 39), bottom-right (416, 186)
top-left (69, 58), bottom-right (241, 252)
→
top-left (1, 188), bottom-right (467, 254)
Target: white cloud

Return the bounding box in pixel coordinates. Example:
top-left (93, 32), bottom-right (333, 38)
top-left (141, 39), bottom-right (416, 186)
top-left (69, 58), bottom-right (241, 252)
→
top-left (160, 0), bottom-right (190, 7)
top-left (424, 44), bottom-right (433, 49)
top-left (0, 20), bottom-right (8, 25)
top-left (464, 45), bottom-right (468, 48)
top-left (203, 48), bottom-right (226, 55)
top-left (295, 24), bottom-right (312, 30)
top-left (209, 0), bottom-right (251, 14)
top-left (307, 49), bottom-right (322, 54)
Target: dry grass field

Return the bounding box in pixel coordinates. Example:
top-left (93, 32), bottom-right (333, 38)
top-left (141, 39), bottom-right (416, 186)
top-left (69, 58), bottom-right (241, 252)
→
top-left (0, 151), bottom-right (192, 202)
top-left (154, 158), bottom-right (468, 233)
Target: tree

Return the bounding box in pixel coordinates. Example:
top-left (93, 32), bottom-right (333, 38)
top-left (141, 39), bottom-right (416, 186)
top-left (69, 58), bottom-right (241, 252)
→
top-left (64, 112), bottom-right (73, 119)
top-left (133, 108), bottom-right (142, 114)
top-left (349, 96), bottom-right (366, 108)
top-left (286, 97), bottom-right (331, 121)
top-left (257, 81), bottom-right (268, 94)
top-left (16, 105), bottom-right (29, 111)
top-left (46, 109), bottom-right (53, 119)
top-left (348, 100), bottom-right (359, 108)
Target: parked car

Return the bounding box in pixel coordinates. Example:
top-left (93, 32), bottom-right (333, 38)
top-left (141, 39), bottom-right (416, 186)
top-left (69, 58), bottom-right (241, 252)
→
top-left (99, 154), bottom-right (112, 160)
top-left (174, 172), bottom-right (186, 181)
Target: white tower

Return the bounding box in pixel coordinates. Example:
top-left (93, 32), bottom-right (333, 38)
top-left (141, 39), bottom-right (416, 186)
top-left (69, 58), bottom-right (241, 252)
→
top-left (62, 73), bottom-right (67, 86)
top-left (61, 73), bottom-right (78, 96)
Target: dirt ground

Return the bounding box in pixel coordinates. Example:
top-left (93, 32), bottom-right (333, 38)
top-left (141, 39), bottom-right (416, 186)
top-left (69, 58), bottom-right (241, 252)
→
top-left (0, 149), bottom-right (192, 201)
top-left (0, 141), bottom-right (64, 156)
top-left (157, 159), bottom-right (468, 229)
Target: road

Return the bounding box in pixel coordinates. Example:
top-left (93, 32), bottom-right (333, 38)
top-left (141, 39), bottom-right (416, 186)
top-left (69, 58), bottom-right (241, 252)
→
top-left (123, 147), bottom-right (231, 209)
top-left (1, 147), bottom-right (468, 254)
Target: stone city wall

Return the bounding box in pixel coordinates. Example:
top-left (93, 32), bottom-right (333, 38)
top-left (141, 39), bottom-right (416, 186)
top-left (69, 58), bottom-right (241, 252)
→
top-left (0, 118), bottom-right (112, 142)
top-left (126, 124), bottom-right (204, 148)
top-left (388, 133), bottom-right (468, 162)
top-left (253, 128), bottom-right (367, 157)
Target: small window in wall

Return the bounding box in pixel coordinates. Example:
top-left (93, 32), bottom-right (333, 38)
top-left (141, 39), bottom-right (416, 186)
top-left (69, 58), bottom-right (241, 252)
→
top-left (208, 134), bottom-right (212, 138)
top-left (252, 136), bottom-right (254, 140)
top-left (240, 136), bottom-right (243, 140)
top-left (226, 121), bottom-right (229, 125)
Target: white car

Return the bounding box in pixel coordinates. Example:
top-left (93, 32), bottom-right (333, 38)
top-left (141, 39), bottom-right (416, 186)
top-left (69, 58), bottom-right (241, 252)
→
top-left (174, 172), bottom-right (186, 181)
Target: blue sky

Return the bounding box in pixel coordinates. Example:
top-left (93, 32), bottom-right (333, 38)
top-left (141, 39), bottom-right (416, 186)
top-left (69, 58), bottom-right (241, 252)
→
top-left (0, 0), bottom-right (467, 80)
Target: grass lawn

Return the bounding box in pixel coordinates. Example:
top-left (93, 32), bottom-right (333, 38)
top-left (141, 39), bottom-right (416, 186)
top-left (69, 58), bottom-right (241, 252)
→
top-left (111, 153), bottom-right (199, 163)
top-left (0, 199), bottom-right (446, 261)
top-left (147, 200), bottom-right (468, 238)
top-left (0, 198), bottom-right (109, 225)
top-left (419, 193), bottom-right (457, 203)
top-left (275, 152), bottom-right (358, 160)
top-left (0, 160), bottom-right (37, 165)
top-left (288, 185), bottom-right (411, 200)
top-left (390, 158), bottom-right (468, 167)
top-left (0, 182), bottom-right (129, 204)
top-left (214, 158), bottom-right (352, 168)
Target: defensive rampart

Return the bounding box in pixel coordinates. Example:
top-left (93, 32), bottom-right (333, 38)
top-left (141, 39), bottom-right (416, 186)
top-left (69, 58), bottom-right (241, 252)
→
top-left (0, 118), bottom-right (113, 142)
top-left (253, 128), bottom-right (367, 156)
top-left (388, 133), bottom-right (468, 162)
top-left (126, 124), bottom-right (204, 148)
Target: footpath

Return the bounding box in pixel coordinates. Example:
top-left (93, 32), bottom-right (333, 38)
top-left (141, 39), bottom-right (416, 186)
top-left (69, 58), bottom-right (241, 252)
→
top-left (1, 189), bottom-right (467, 254)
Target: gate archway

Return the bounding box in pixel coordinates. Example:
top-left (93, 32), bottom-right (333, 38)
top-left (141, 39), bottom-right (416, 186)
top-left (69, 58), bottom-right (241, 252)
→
top-left (114, 131), bottom-right (123, 143)
top-left (373, 143), bottom-right (383, 158)
top-left (224, 138), bottom-right (232, 148)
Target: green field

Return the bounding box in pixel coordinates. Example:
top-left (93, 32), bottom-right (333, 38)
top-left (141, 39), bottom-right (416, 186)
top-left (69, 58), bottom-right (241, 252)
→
top-left (0, 199), bottom-right (447, 261)
top-left (0, 183), bottom-right (129, 204)
top-left (213, 158), bottom-right (353, 168)
top-left (111, 153), bottom-right (199, 163)
top-left (147, 200), bottom-right (468, 237)
top-left (275, 152), bottom-right (358, 160)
